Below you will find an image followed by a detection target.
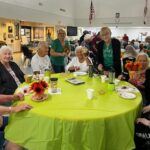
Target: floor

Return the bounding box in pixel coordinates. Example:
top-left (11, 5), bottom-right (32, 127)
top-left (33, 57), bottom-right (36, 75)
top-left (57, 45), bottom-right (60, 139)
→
top-left (13, 52), bottom-right (33, 74)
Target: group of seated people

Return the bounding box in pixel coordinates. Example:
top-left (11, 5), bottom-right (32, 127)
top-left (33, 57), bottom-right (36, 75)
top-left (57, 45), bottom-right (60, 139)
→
top-left (0, 27), bottom-right (150, 149)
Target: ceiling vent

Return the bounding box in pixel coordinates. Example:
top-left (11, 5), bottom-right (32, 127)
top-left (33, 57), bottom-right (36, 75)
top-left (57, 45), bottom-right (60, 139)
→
top-left (60, 8), bottom-right (66, 12)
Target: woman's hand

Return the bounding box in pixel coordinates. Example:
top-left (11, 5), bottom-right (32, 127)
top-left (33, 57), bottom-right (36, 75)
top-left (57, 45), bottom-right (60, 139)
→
top-left (118, 74), bottom-right (126, 80)
top-left (137, 118), bottom-right (150, 127)
top-left (12, 104), bottom-right (32, 113)
top-left (74, 66), bottom-right (80, 71)
top-left (12, 93), bottom-right (24, 101)
top-left (143, 105), bottom-right (150, 114)
top-left (98, 64), bottom-right (103, 71)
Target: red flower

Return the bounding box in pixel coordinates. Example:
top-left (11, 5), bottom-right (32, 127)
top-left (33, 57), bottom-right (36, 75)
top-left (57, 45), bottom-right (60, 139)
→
top-left (39, 80), bottom-right (48, 89)
top-left (30, 81), bottom-right (48, 95)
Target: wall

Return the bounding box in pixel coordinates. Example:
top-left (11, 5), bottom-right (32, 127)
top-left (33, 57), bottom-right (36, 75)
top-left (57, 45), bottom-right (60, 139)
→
top-left (0, 1), bottom-right (75, 26)
top-left (0, 19), bottom-right (20, 52)
top-left (82, 27), bottom-right (150, 42)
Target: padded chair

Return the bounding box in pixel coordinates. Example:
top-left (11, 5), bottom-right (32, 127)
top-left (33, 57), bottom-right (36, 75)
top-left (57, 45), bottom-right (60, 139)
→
top-left (21, 45), bottom-right (33, 66)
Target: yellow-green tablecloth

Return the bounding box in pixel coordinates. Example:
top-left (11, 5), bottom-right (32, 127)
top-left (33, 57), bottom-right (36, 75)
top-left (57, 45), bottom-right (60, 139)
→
top-left (5, 74), bottom-right (142, 150)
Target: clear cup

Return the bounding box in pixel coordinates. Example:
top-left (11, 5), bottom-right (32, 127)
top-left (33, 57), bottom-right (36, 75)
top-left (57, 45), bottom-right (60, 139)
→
top-left (24, 74), bottom-right (32, 83)
top-left (86, 89), bottom-right (94, 100)
top-left (101, 75), bottom-right (107, 83)
top-left (34, 71), bottom-right (40, 80)
top-left (44, 69), bottom-right (51, 77)
top-left (39, 74), bottom-right (44, 80)
top-left (114, 79), bottom-right (120, 85)
top-left (44, 76), bottom-right (50, 83)
top-left (50, 78), bottom-right (58, 93)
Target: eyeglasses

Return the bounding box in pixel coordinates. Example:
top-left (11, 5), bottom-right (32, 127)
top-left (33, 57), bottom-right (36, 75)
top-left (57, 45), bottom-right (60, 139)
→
top-left (59, 32), bottom-right (65, 35)
top-left (101, 32), bottom-right (110, 37)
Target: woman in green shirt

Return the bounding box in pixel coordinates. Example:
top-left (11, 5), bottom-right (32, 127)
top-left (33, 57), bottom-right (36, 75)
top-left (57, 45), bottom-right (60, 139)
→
top-left (50, 29), bottom-right (70, 73)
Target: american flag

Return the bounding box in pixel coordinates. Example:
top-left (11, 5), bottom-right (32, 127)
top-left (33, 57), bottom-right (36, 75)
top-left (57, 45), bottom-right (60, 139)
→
top-left (144, 0), bottom-right (148, 24)
top-left (89, 0), bottom-right (95, 24)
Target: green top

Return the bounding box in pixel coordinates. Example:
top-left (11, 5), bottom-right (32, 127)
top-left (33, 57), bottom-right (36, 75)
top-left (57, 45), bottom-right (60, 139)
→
top-left (147, 44), bottom-right (150, 57)
top-left (51, 39), bottom-right (70, 66)
top-left (5, 74), bottom-right (142, 150)
top-left (103, 43), bottom-right (113, 69)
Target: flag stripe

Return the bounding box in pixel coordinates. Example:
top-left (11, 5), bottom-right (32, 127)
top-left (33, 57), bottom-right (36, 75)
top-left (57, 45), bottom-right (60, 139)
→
top-left (89, 0), bottom-right (95, 24)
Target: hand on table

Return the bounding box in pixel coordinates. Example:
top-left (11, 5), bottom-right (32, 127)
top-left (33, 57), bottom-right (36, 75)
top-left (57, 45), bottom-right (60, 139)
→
top-left (143, 105), bottom-right (150, 114)
top-left (98, 64), bottom-right (103, 71)
top-left (74, 66), bottom-right (80, 71)
top-left (13, 93), bottom-right (24, 101)
top-left (12, 104), bottom-right (32, 113)
top-left (118, 75), bottom-right (125, 80)
top-left (136, 118), bottom-right (150, 127)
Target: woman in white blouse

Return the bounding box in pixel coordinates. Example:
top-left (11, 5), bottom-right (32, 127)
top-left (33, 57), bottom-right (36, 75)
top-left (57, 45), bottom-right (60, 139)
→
top-left (66, 46), bottom-right (92, 72)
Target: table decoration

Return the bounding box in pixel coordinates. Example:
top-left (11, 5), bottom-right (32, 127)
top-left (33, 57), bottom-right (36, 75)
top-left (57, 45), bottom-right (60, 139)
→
top-left (30, 80), bottom-right (48, 101)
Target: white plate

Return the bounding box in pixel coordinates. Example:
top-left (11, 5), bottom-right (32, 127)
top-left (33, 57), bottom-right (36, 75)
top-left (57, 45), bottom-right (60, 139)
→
top-left (48, 88), bottom-right (61, 94)
top-left (116, 86), bottom-right (139, 93)
top-left (119, 92), bottom-right (136, 99)
top-left (73, 72), bottom-right (87, 76)
top-left (17, 86), bottom-right (30, 95)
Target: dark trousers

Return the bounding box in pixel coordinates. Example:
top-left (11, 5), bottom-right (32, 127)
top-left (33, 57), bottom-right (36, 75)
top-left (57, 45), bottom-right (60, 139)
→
top-left (0, 116), bottom-right (9, 149)
top-left (52, 65), bottom-right (65, 73)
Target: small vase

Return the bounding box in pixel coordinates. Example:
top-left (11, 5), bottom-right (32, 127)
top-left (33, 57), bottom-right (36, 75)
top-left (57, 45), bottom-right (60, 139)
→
top-left (32, 92), bottom-right (48, 102)
top-left (129, 71), bottom-right (141, 80)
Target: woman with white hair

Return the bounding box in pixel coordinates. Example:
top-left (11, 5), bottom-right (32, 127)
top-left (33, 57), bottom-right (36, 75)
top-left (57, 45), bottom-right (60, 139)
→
top-left (0, 46), bottom-right (24, 95)
top-left (97, 27), bottom-right (121, 77)
top-left (134, 53), bottom-right (150, 149)
top-left (50, 29), bottom-right (70, 73)
top-left (66, 46), bottom-right (92, 72)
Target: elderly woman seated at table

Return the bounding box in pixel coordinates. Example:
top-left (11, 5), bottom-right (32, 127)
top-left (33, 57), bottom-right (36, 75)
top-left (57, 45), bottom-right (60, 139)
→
top-left (0, 93), bottom-right (32, 150)
top-left (128, 53), bottom-right (150, 105)
top-left (66, 46), bottom-right (92, 72)
top-left (0, 46), bottom-right (24, 95)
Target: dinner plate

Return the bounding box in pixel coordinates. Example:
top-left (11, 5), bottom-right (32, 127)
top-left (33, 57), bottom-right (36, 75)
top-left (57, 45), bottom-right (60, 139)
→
top-left (17, 86), bottom-right (30, 95)
top-left (116, 86), bottom-right (139, 93)
top-left (73, 72), bottom-right (87, 76)
top-left (119, 92), bottom-right (136, 99)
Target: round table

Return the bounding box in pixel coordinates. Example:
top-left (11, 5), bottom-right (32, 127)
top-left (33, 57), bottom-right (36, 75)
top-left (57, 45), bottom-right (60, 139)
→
top-left (5, 73), bottom-right (142, 150)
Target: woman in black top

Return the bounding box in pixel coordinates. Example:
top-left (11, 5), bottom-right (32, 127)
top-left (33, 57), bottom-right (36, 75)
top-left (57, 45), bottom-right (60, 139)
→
top-left (97, 27), bottom-right (121, 77)
top-left (0, 46), bottom-right (24, 95)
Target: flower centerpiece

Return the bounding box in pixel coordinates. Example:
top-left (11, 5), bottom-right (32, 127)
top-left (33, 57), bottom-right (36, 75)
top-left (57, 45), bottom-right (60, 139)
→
top-left (125, 61), bottom-right (143, 85)
top-left (30, 80), bottom-right (48, 101)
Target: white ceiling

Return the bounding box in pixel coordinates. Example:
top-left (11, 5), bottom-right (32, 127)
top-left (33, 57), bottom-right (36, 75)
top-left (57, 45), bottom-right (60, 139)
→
top-left (0, 0), bottom-right (149, 18)
top-left (0, 0), bottom-right (149, 26)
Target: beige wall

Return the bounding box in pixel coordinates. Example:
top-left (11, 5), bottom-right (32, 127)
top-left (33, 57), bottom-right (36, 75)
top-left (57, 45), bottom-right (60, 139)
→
top-left (0, 19), bottom-right (21, 52)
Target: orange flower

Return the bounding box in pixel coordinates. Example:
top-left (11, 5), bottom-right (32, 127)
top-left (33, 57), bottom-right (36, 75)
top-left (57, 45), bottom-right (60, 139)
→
top-left (125, 61), bottom-right (142, 71)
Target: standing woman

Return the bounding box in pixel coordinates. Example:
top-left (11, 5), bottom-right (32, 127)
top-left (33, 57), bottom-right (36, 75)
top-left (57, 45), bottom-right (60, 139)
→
top-left (97, 27), bottom-right (122, 77)
top-left (50, 29), bottom-right (70, 73)
top-left (0, 46), bottom-right (24, 95)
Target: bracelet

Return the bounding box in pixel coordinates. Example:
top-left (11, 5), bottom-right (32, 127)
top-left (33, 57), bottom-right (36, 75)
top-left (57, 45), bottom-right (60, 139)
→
top-left (8, 107), bottom-right (12, 113)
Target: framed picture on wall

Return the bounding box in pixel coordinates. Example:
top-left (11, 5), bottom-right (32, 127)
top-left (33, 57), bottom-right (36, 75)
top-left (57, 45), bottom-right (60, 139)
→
top-left (8, 34), bottom-right (13, 38)
top-left (8, 26), bottom-right (13, 33)
top-left (15, 23), bottom-right (20, 40)
top-left (46, 27), bottom-right (54, 39)
top-left (33, 27), bottom-right (44, 39)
